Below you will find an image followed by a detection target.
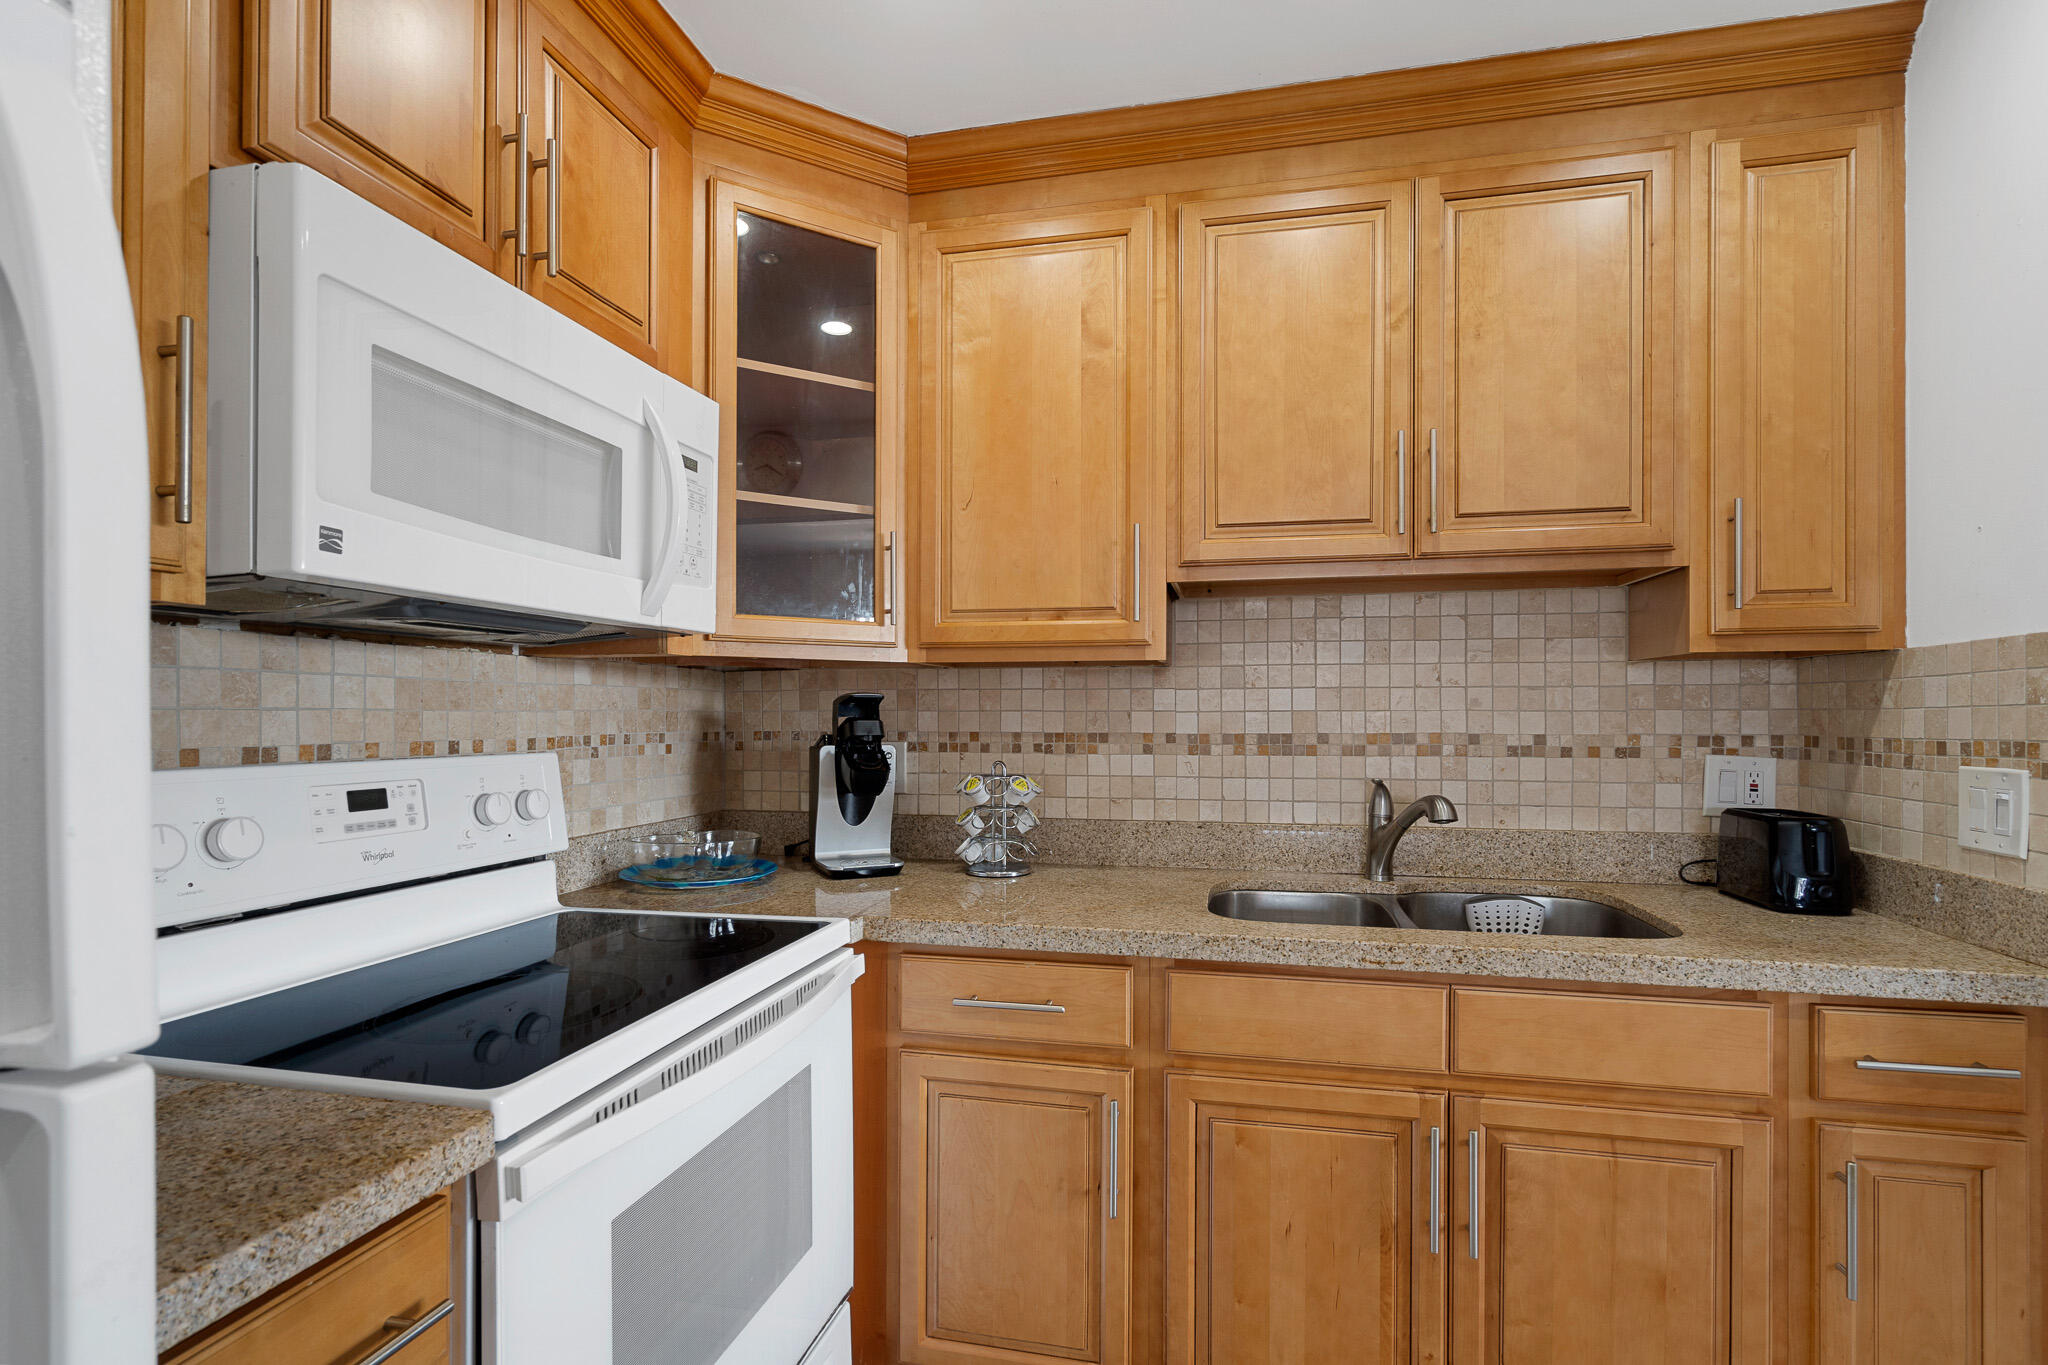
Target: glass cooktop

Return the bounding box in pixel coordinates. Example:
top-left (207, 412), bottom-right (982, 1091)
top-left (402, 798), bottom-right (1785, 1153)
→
top-left (143, 911), bottom-right (825, 1091)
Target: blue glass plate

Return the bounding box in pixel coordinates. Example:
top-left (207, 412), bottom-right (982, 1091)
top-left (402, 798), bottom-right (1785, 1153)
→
top-left (619, 856), bottom-right (778, 890)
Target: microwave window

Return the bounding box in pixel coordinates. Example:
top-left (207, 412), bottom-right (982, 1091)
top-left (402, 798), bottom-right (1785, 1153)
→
top-left (369, 347), bottom-right (623, 559)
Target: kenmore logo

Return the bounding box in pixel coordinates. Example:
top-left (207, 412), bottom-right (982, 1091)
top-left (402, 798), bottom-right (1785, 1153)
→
top-left (317, 525), bottom-right (344, 554)
top-left (359, 848), bottom-right (395, 863)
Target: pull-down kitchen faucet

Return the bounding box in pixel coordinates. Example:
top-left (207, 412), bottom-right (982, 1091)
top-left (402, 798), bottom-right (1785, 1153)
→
top-left (1365, 779), bottom-right (1459, 880)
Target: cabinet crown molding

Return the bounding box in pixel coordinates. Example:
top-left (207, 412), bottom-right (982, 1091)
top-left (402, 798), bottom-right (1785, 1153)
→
top-left (902, 0), bottom-right (1923, 192)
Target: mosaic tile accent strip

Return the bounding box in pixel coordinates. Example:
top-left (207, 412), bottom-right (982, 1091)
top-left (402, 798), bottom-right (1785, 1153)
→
top-left (150, 622), bottom-right (727, 838)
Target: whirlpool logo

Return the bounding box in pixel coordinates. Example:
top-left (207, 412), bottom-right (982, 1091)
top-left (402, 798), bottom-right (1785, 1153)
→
top-left (359, 847), bottom-right (396, 863)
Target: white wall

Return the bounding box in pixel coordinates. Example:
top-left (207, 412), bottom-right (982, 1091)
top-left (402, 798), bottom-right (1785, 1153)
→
top-left (1904, 0), bottom-right (2048, 646)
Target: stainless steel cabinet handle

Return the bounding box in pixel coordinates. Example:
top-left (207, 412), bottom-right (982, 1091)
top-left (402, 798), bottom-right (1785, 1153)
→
top-left (1467, 1128), bottom-right (1480, 1260)
top-left (153, 314), bottom-right (193, 524)
top-left (1731, 496), bottom-right (1744, 605)
top-left (1132, 523), bottom-right (1142, 623)
top-left (1832, 1162), bottom-right (1859, 1301)
top-left (530, 136), bottom-right (559, 275)
top-left (1107, 1098), bottom-right (1120, 1220)
top-left (1395, 430), bottom-right (1408, 536)
top-left (502, 112), bottom-right (529, 263)
top-left (881, 531), bottom-right (896, 626)
top-left (1427, 1125), bottom-right (1441, 1255)
top-left (949, 996), bottom-right (1065, 1013)
top-left (349, 1299), bottom-right (453, 1365)
top-left (1855, 1056), bottom-right (2023, 1080)
top-left (1428, 429), bottom-right (1440, 534)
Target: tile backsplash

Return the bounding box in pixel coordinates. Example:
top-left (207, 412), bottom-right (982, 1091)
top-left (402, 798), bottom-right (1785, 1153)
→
top-left (726, 588), bottom-right (1805, 834)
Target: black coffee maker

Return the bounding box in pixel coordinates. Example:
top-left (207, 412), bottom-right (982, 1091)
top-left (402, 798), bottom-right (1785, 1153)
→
top-left (806, 693), bottom-right (904, 878)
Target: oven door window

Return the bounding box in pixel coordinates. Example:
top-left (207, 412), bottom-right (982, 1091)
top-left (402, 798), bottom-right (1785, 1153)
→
top-left (369, 346), bottom-right (623, 559)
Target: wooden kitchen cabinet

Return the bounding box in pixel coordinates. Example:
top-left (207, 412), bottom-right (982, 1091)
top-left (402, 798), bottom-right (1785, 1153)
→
top-left (910, 204), bottom-right (1166, 662)
top-left (117, 0), bottom-right (211, 605)
top-left (1166, 1073), bottom-right (1446, 1365)
top-left (897, 1050), bottom-right (1132, 1365)
top-left (1453, 1096), bottom-right (1773, 1364)
top-left (1176, 182), bottom-right (1413, 575)
top-left (1814, 1124), bottom-right (2032, 1365)
top-left (240, 0), bottom-right (501, 269)
top-left (1414, 148), bottom-right (1677, 560)
top-left (1629, 115), bottom-right (1902, 656)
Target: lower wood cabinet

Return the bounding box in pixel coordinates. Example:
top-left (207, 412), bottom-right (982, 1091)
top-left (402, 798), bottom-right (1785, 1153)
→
top-left (1455, 1097), bottom-right (1772, 1365)
top-left (1166, 1073), bottom-right (1445, 1365)
top-left (1815, 1124), bottom-right (2032, 1365)
top-left (897, 1051), bottom-right (1132, 1365)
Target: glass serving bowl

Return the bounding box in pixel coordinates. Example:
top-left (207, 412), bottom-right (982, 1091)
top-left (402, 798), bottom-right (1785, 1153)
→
top-left (622, 829), bottom-right (761, 880)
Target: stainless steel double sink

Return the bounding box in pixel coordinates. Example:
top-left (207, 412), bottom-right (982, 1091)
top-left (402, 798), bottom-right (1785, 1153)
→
top-left (1208, 887), bottom-right (1675, 938)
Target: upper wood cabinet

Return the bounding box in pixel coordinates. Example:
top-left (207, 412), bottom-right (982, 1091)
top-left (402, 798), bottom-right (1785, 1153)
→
top-left (1178, 183), bottom-right (1413, 573)
top-left (897, 1050), bottom-right (1132, 1365)
top-left (118, 0), bottom-right (211, 605)
top-left (1166, 1072), bottom-right (1445, 1365)
top-left (1629, 116), bottom-right (1902, 657)
top-left (242, 0), bottom-right (500, 268)
top-left (1815, 1124), bottom-right (2031, 1365)
top-left (511, 0), bottom-right (687, 369)
top-left (1454, 1096), bottom-right (1772, 1364)
top-left (911, 204), bottom-right (1165, 662)
top-left (1415, 149), bottom-right (1677, 559)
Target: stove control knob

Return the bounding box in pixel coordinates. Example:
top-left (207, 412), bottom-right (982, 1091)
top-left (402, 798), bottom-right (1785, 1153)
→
top-left (202, 816), bottom-right (264, 866)
top-left (515, 1012), bottom-right (553, 1045)
top-left (473, 792), bottom-right (512, 828)
top-left (151, 824), bottom-right (188, 874)
top-left (474, 1030), bottom-right (512, 1065)
top-left (514, 788), bottom-right (551, 823)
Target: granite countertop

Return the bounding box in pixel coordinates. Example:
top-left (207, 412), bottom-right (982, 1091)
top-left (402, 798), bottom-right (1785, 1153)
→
top-left (154, 1074), bottom-right (495, 1351)
top-left (562, 858), bottom-right (2048, 1007)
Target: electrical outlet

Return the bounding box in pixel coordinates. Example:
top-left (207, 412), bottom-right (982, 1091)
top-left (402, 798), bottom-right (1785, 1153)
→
top-left (1702, 755), bottom-right (1776, 816)
top-left (1957, 766), bottom-right (2029, 859)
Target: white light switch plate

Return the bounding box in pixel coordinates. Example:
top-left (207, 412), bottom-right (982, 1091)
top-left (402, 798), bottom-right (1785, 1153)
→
top-left (1703, 755), bottom-right (1776, 816)
top-left (1957, 766), bottom-right (2029, 859)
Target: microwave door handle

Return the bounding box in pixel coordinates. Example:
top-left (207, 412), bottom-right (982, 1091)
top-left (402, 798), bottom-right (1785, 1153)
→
top-left (638, 398), bottom-right (688, 618)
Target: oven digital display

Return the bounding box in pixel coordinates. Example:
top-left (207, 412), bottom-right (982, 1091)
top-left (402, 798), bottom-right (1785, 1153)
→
top-left (345, 787), bottom-right (390, 813)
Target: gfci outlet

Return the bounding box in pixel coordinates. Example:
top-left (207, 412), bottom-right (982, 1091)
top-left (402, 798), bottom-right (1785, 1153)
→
top-left (1958, 766), bottom-right (2030, 859)
top-left (1702, 755), bottom-right (1776, 816)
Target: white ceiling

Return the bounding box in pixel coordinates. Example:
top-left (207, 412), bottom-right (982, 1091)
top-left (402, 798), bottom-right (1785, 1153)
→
top-left (662, 0), bottom-right (1862, 136)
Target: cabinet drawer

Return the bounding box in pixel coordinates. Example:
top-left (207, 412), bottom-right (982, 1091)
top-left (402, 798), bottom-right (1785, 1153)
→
top-left (164, 1190), bottom-right (453, 1363)
top-left (1168, 970), bottom-right (1448, 1071)
top-left (1452, 988), bottom-right (1773, 1095)
top-left (898, 955), bottom-right (1132, 1047)
top-left (1815, 1006), bottom-right (2028, 1113)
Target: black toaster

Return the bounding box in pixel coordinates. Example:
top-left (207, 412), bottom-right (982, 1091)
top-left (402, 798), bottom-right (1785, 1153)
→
top-left (1716, 808), bottom-right (1854, 914)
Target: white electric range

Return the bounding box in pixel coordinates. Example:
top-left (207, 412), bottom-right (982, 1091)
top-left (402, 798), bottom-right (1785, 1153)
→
top-left (142, 752), bottom-right (858, 1365)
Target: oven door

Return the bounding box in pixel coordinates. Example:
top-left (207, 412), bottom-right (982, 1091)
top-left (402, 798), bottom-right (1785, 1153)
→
top-left (211, 163), bottom-right (717, 633)
top-left (480, 949), bottom-right (860, 1365)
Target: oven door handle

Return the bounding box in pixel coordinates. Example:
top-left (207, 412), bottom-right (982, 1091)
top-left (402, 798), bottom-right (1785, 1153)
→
top-left (638, 398), bottom-right (689, 618)
top-left (486, 948), bottom-right (864, 1219)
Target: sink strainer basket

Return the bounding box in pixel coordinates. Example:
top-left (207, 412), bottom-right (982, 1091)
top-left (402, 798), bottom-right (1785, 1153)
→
top-left (1463, 895), bottom-right (1548, 934)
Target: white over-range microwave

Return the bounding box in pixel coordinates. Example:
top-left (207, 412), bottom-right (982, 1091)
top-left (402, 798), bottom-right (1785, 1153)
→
top-left (204, 162), bottom-right (718, 644)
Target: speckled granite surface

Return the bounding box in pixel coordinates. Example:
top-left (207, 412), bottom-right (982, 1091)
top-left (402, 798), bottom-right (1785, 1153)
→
top-left (154, 1075), bottom-right (494, 1350)
top-left (561, 859), bottom-right (2048, 1007)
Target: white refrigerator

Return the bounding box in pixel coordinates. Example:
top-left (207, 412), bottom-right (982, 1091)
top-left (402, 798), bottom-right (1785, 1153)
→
top-left (0, 0), bottom-right (161, 1361)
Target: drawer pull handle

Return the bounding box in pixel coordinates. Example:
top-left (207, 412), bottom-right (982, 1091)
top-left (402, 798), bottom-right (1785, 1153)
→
top-left (350, 1299), bottom-right (453, 1365)
top-left (1854, 1056), bottom-right (2022, 1080)
top-left (951, 996), bottom-right (1065, 1014)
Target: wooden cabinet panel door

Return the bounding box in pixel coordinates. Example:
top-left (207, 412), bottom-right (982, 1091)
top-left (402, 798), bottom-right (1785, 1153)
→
top-left (1453, 1097), bottom-right (1771, 1365)
top-left (1178, 183), bottom-right (1412, 569)
top-left (117, 0), bottom-right (210, 603)
top-left (1415, 150), bottom-right (1675, 557)
top-left (1815, 1125), bottom-right (2031, 1365)
top-left (1709, 122), bottom-right (1894, 637)
top-left (912, 206), bottom-right (1162, 658)
top-left (898, 1052), bottom-right (1132, 1365)
top-left (1167, 1073), bottom-right (1446, 1365)
top-left (244, 0), bottom-right (497, 267)
top-left (516, 0), bottom-right (679, 366)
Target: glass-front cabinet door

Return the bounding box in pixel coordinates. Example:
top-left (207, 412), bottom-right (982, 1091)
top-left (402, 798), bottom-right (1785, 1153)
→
top-left (708, 180), bottom-right (901, 651)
